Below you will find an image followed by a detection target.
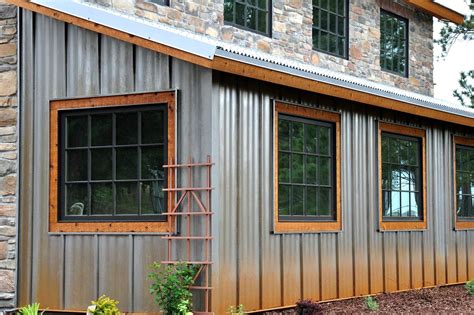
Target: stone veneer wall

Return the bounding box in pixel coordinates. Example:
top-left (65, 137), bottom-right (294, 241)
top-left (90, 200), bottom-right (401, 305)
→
top-left (83, 0), bottom-right (434, 96)
top-left (0, 2), bottom-right (17, 310)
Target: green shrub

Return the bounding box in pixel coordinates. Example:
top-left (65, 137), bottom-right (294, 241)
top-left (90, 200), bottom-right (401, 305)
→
top-left (227, 304), bottom-right (245, 314)
top-left (88, 295), bottom-right (120, 315)
top-left (365, 296), bottom-right (379, 311)
top-left (466, 279), bottom-right (474, 295)
top-left (149, 262), bottom-right (199, 315)
top-left (19, 303), bottom-right (44, 315)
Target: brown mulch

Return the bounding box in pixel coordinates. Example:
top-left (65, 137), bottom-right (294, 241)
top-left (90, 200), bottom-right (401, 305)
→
top-left (262, 285), bottom-right (474, 314)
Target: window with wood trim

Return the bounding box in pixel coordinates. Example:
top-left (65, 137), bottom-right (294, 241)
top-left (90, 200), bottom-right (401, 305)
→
top-left (454, 136), bottom-right (474, 229)
top-left (50, 92), bottom-right (176, 233)
top-left (224, 0), bottom-right (271, 36)
top-left (380, 10), bottom-right (408, 77)
top-left (312, 0), bottom-right (348, 58)
top-left (274, 102), bottom-right (341, 233)
top-left (378, 122), bottom-right (426, 231)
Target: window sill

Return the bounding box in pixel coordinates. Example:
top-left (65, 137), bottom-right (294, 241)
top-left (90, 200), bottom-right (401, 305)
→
top-left (273, 220), bottom-right (342, 233)
top-left (379, 220), bottom-right (427, 231)
top-left (49, 220), bottom-right (173, 233)
top-left (454, 220), bottom-right (474, 230)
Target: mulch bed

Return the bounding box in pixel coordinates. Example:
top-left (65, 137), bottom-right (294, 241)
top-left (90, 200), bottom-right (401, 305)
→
top-left (262, 285), bottom-right (474, 314)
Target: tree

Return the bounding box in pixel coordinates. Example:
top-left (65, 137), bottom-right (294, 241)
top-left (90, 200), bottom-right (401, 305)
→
top-left (435, 0), bottom-right (474, 108)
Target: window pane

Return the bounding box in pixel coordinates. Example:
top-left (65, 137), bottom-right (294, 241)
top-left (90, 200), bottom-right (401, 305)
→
top-left (116, 147), bottom-right (138, 180)
top-left (400, 168), bottom-right (410, 191)
top-left (410, 192), bottom-right (419, 217)
top-left (258, 0), bottom-right (267, 9)
top-left (141, 146), bottom-right (165, 179)
top-left (257, 10), bottom-right (267, 33)
top-left (380, 11), bottom-right (407, 76)
top-left (91, 183), bottom-right (113, 215)
top-left (320, 187), bottom-right (331, 215)
top-left (91, 148), bottom-right (112, 180)
top-left (382, 190), bottom-right (391, 216)
top-left (235, 2), bottom-right (246, 26)
top-left (329, 14), bottom-right (337, 33)
top-left (337, 0), bottom-right (345, 15)
top-left (246, 6), bottom-right (257, 31)
top-left (291, 122), bottom-right (304, 152)
top-left (116, 182), bottom-right (138, 215)
top-left (67, 115), bottom-right (88, 148)
top-left (65, 184), bottom-right (88, 216)
top-left (306, 186), bottom-right (317, 216)
top-left (67, 149), bottom-right (88, 181)
top-left (142, 110), bottom-right (164, 144)
top-left (141, 181), bottom-right (165, 215)
top-left (279, 119), bottom-right (290, 150)
top-left (319, 157), bottom-right (330, 186)
top-left (391, 191), bottom-right (401, 216)
top-left (292, 186), bottom-right (304, 215)
top-left (319, 126), bottom-right (330, 155)
top-left (91, 114), bottom-right (112, 146)
top-left (400, 191), bottom-right (410, 216)
top-left (224, 0), bottom-right (234, 22)
top-left (306, 156), bottom-right (317, 185)
top-left (116, 112), bottom-right (138, 145)
top-left (291, 153), bottom-right (304, 184)
top-left (305, 124), bottom-right (317, 153)
top-left (278, 184), bottom-right (290, 215)
top-left (279, 152), bottom-right (290, 183)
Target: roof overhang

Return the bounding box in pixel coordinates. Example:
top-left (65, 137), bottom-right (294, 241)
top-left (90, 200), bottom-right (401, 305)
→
top-left (7, 0), bottom-right (474, 128)
top-left (406, 0), bottom-right (465, 24)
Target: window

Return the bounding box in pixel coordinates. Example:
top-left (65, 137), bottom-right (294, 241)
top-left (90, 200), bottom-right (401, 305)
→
top-left (378, 122), bottom-right (426, 231)
top-left (312, 0), bottom-right (348, 58)
top-left (380, 10), bottom-right (408, 76)
top-left (224, 0), bottom-right (271, 35)
top-left (274, 102), bottom-right (341, 233)
top-left (454, 136), bottom-right (474, 229)
top-left (49, 92), bottom-right (176, 233)
top-left (146, 0), bottom-right (169, 5)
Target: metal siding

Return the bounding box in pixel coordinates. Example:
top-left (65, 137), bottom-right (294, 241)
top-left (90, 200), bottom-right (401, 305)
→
top-left (31, 14), bottom-right (66, 308)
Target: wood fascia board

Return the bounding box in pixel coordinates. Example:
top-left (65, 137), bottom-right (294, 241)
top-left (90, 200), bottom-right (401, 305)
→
top-left (9, 0), bottom-right (474, 127)
top-left (212, 56), bottom-right (474, 127)
top-left (7, 0), bottom-right (213, 68)
top-left (406, 0), bottom-right (465, 24)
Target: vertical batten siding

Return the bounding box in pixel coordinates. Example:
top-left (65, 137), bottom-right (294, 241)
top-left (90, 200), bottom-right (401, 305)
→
top-left (214, 73), bottom-right (474, 314)
top-left (19, 12), bottom-right (213, 313)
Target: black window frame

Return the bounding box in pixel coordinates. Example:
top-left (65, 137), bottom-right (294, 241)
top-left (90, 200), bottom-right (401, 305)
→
top-left (58, 104), bottom-right (168, 223)
top-left (311, 0), bottom-right (349, 59)
top-left (277, 113), bottom-right (337, 222)
top-left (455, 144), bottom-right (474, 221)
top-left (223, 0), bottom-right (272, 37)
top-left (380, 9), bottom-right (409, 77)
top-left (381, 132), bottom-right (423, 221)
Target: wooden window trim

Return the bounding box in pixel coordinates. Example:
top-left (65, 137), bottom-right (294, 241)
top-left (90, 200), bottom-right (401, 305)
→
top-left (273, 101), bottom-right (342, 233)
top-left (49, 91), bottom-right (176, 233)
top-left (378, 121), bottom-right (427, 231)
top-left (453, 136), bottom-right (474, 230)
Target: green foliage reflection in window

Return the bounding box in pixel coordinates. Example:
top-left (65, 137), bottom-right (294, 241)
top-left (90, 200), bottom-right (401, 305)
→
top-left (278, 114), bottom-right (335, 220)
top-left (380, 10), bottom-right (408, 76)
top-left (224, 0), bottom-right (270, 35)
top-left (456, 145), bottom-right (474, 219)
top-left (61, 106), bottom-right (167, 221)
top-left (312, 0), bottom-right (348, 57)
top-left (381, 133), bottom-right (422, 219)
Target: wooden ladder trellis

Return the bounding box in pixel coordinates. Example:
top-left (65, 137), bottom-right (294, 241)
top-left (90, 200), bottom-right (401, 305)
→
top-left (161, 156), bottom-right (214, 314)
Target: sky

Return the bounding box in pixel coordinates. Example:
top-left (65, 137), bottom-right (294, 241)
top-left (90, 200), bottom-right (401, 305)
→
top-left (433, 0), bottom-right (473, 104)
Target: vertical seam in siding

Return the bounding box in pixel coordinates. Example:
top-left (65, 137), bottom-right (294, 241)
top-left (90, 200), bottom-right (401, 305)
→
top-left (366, 113), bottom-right (372, 294)
top-left (95, 235), bottom-right (99, 298)
top-left (235, 81), bottom-right (241, 305)
top-left (396, 233), bottom-right (399, 290)
top-left (130, 235), bottom-right (134, 311)
top-left (280, 236), bottom-right (284, 304)
top-left (299, 234), bottom-right (303, 299)
top-left (317, 235), bottom-right (322, 301)
top-left (258, 93), bottom-right (263, 310)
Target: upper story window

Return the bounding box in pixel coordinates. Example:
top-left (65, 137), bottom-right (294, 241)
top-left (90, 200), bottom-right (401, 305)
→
top-left (224, 0), bottom-right (271, 36)
top-left (274, 102), bottom-right (341, 233)
top-left (380, 10), bottom-right (408, 77)
top-left (454, 136), bottom-right (474, 229)
top-left (312, 0), bottom-right (348, 58)
top-left (49, 92), bottom-right (176, 233)
top-left (378, 122), bottom-right (426, 231)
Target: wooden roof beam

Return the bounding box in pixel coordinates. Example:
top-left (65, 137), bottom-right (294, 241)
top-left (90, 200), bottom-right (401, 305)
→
top-left (406, 0), bottom-right (465, 25)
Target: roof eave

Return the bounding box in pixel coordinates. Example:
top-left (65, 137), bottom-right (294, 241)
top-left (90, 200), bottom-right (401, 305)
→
top-left (406, 0), bottom-right (465, 25)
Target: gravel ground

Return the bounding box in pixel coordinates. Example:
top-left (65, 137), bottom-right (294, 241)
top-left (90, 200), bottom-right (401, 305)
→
top-left (262, 285), bottom-right (474, 314)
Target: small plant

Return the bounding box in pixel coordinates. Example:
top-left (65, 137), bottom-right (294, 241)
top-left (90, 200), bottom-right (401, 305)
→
top-left (295, 299), bottom-right (323, 315)
top-left (365, 296), bottom-right (379, 311)
top-left (19, 303), bottom-right (44, 315)
top-left (149, 262), bottom-right (200, 315)
top-left (87, 295), bottom-right (120, 315)
top-left (227, 304), bottom-right (245, 314)
top-left (465, 279), bottom-right (474, 295)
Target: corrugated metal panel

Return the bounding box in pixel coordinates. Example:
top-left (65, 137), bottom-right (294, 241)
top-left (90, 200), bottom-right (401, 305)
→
top-left (31, 14), bottom-right (66, 308)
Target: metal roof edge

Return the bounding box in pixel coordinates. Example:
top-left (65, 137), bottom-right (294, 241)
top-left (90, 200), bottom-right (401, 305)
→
top-left (215, 48), bottom-right (474, 119)
top-left (30, 0), bottom-right (217, 60)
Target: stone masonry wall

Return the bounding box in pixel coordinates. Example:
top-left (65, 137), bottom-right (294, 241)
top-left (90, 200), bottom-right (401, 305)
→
top-left (0, 1), bottom-right (17, 310)
top-left (83, 0), bottom-right (434, 96)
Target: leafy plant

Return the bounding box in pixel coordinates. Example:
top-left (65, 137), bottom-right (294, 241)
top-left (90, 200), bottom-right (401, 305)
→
top-left (295, 299), bottom-right (323, 315)
top-left (88, 295), bottom-right (120, 315)
top-left (19, 303), bottom-right (44, 315)
top-left (365, 296), bottom-right (379, 311)
top-left (465, 279), bottom-right (474, 295)
top-left (149, 262), bottom-right (200, 315)
top-left (227, 304), bottom-right (245, 314)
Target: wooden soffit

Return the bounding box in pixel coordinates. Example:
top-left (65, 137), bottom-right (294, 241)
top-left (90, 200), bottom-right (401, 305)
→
top-left (7, 0), bottom-right (474, 128)
top-left (406, 0), bottom-right (465, 24)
